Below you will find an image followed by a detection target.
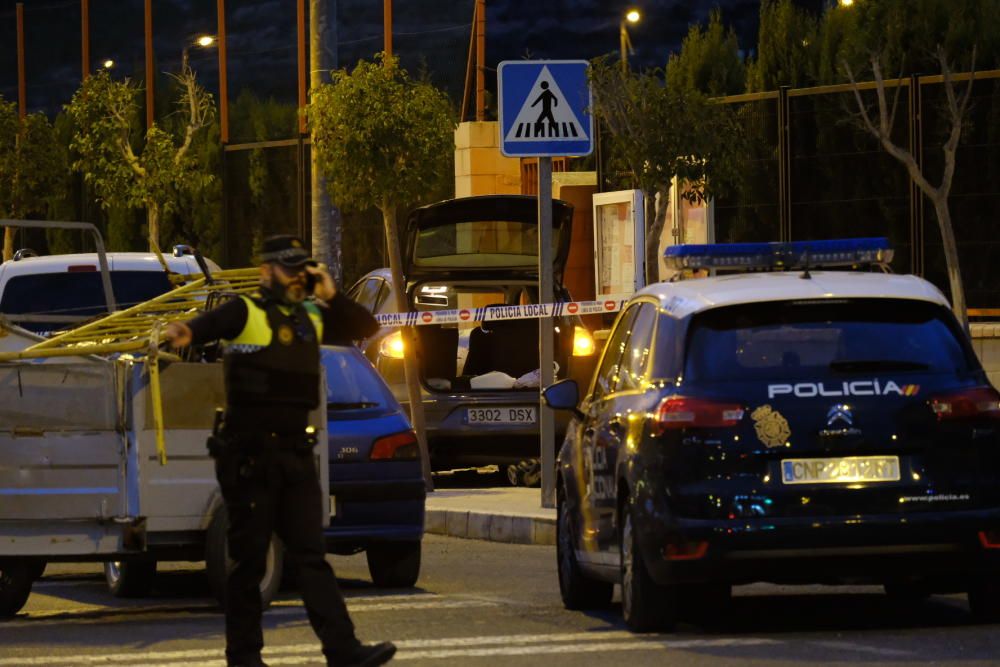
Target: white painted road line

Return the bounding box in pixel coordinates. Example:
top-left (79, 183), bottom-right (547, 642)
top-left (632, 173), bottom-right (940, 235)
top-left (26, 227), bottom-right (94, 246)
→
top-left (0, 635), bottom-right (781, 667)
top-left (14, 592), bottom-right (492, 624)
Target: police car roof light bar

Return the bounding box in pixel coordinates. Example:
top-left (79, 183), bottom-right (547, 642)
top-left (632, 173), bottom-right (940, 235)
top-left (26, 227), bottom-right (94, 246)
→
top-left (664, 238), bottom-right (893, 272)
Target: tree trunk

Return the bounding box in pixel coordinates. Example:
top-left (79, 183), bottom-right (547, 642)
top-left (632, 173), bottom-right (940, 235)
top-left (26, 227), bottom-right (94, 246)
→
top-left (644, 187), bottom-right (669, 284)
top-left (2, 227), bottom-right (15, 262)
top-left (147, 204), bottom-right (160, 252)
top-left (382, 201), bottom-right (434, 491)
top-left (931, 196), bottom-right (968, 330)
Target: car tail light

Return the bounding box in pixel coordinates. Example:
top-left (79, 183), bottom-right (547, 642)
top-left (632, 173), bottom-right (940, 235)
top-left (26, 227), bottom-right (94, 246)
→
top-left (67, 264), bottom-right (97, 272)
top-left (572, 326), bottom-right (596, 356)
top-left (370, 430), bottom-right (419, 460)
top-left (929, 386), bottom-right (1000, 421)
top-left (979, 530), bottom-right (1000, 549)
top-left (653, 395), bottom-right (744, 433)
top-left (662, 541), bottom-right (709, 561)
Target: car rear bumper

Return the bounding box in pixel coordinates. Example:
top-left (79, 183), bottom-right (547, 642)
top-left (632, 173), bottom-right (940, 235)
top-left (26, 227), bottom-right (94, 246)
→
top-left (324, 478), bottom-right (425, 549)
top-left (637, 507), bottom-right (1000, 587)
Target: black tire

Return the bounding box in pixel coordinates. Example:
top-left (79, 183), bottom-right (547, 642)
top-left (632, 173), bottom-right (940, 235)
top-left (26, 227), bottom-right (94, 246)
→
top-left (620, 505), bottom-right (677, 632)
top-left (205, 504), bottom-right (284, 608)
top-left (556, 484), bottom-right (613, 610)
top-left (104, 559), bottom-right (157, 598)
top-left (967, 575), bottom-right (1000, 621)
top-left (0, 560), bottom-right (33, 620)
top-left (884, 582), bottom-right (931, 605)
top-left (27, 560), bottom-right (46, 581)
top-left (366, 541), bottom-right (421, 588)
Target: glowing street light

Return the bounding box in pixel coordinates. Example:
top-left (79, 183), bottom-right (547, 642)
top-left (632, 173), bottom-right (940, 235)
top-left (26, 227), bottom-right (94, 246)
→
top-left (838, 0), bottom-right (854, 6)
top-left (183, 34), bottom-right (217, 69)
top-left (620, 8), bottom-right (641, 73)
top-left (102, 59), bottom-right (114, 69)
top-left (195, 35), bottom-right (215, 48)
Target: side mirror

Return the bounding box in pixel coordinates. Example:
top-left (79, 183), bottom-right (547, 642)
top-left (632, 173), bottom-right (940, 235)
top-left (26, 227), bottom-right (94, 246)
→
top-left (542, 379), bottom-right (584, 420)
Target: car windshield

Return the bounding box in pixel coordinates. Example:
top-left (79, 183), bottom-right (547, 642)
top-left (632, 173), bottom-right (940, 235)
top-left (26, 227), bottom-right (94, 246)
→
top-left (680, 298), bottom-right (974, 382)
top-left (322, 346), bottom-right (393, 407)
top-left (0, 271), bottom-right (174, 320)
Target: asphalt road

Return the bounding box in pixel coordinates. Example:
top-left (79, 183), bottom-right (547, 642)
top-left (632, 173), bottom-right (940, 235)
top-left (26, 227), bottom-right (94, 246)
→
top-left (3, 532), bottom-right (1000, 666)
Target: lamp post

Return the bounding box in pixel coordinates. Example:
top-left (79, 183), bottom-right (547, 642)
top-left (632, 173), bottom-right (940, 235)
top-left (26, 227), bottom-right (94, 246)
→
top-left (182, 34), bottom-right (216, 70)
top-left (619, 8), bottom-right (640, 73)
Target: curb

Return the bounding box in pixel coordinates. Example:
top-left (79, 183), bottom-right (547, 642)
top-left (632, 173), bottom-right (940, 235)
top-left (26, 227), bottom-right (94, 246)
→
top-left (424, 508), bottom-right (555, 546)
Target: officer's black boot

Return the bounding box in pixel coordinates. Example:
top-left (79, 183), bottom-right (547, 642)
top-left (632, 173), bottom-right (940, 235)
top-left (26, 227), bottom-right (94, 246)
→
top-left (226, 654), bottom-right (269, 667)
top-left (326, 641), bottom-right (396, 667)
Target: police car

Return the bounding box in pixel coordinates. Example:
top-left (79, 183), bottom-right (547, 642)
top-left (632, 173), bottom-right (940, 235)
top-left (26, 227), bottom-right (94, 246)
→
top-left (543, 238), bottom-right (1000, 632)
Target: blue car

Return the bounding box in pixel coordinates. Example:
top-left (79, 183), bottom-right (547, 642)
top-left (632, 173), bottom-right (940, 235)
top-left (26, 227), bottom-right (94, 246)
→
top-left (321, 346), bottom-right (426, 588)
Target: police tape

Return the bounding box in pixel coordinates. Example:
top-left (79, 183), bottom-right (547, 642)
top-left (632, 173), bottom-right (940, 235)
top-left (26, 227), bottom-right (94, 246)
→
top-left (374, 293), bottom-right (633, 328)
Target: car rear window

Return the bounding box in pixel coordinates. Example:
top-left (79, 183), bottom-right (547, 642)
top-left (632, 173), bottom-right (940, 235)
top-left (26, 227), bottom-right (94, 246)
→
top-left (414, 220), bottom-right (558, 269)
top-left (680, 299), bottom-right (974, 382)
top-left (0, 271), bottom-right (174, 318)
top-left (322, 347), bottom-right (394, 407)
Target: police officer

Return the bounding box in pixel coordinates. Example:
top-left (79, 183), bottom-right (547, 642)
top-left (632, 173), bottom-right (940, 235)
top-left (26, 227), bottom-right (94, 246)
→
top-left (165, 235), bottom-right (395, 667)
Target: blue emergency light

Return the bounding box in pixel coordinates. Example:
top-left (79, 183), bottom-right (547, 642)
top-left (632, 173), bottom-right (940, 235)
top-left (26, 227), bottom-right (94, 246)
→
top-left (664, 238), bottom-right (894, 272)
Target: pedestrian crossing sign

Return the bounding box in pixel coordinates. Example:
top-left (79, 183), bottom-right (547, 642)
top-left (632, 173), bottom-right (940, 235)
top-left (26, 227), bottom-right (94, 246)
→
top-left (498, 60), bottom-right (593, 158)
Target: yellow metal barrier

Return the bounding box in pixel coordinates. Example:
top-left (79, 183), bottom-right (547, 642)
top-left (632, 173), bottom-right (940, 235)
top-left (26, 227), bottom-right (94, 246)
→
top-left (0, 267), bottom-right (260, 464)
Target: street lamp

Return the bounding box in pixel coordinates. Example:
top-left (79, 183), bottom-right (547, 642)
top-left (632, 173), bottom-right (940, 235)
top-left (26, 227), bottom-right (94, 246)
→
top-left (102, 59), bottom-right (114, 69)
top-left (838, 0), bottom-right (854, 6)
top-left (620, 8), bottom-right (641, 73)
top-left (182, 34), bottom-right (217, 70)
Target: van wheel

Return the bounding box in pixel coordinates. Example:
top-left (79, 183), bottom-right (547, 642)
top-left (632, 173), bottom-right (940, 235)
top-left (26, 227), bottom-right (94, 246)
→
top-left (27, 560), bottom-right (46, 581)
top-left (367, 541), bottom-right (421, 588)
top-left (104, 559), bottom-right (157, 598)
top-left (205, 504), bottom-right (283, 608)
top-left (884, 582), bottom-right (930, 604)
top-left (967, 575), bottom-right (1000, 621)
top-left (0, 559), bottom-right (34, 619)
top-left (557, 484), bottom-right (613, 610)
top-left (620, 506), bottom-right (677, 632)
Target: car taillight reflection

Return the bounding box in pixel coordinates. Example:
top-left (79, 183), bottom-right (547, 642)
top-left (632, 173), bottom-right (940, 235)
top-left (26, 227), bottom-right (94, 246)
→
top-left (653, 395), bottom-right (745, 433)
top-left (930, 386), bottom-right (1000, 420)
top-left (371, 430), bottom-right (419, 460)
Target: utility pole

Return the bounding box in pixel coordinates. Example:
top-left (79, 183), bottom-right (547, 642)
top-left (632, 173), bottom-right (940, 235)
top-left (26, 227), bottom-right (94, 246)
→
top-left (384, 0), bottom-right (392, 57)
top-left (16, 3), bottom-right (25, 119)
top-left (310, 0), bottom-right (341, 278)
top-left (144, 0), bottom-right (154, 129)
top-left (476, 0), bottom-right (485, 120)
top-left (81, 0), bottom-right (90, 81)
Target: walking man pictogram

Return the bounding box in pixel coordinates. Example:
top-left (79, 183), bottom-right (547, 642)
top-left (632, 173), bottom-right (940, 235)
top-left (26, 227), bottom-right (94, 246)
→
top-left (531, 81), bottom-right (558, 137)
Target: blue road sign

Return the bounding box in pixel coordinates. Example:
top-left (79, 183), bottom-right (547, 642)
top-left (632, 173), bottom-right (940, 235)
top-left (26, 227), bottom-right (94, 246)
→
top-left (498, 60), bottom-right (593, 158)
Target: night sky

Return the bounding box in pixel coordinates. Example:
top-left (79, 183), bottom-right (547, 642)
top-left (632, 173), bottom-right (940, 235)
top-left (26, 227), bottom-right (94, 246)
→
top-left (0, 1), bottom-right (827, 119)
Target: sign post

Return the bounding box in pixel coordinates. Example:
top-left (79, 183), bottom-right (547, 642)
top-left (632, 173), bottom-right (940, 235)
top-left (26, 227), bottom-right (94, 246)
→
top-left (498, 60), bottom-right (592, 509)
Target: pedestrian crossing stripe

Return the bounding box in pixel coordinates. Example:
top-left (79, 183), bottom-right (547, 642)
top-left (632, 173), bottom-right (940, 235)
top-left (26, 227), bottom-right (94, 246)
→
top-left (503, 66), bottom-right (588, 143)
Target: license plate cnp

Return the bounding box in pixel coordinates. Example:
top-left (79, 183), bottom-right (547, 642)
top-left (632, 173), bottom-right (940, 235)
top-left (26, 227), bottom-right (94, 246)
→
top-left (466, 407), bottom-right (537, 424)
top-left (781, 455), bottom-right (900, 485)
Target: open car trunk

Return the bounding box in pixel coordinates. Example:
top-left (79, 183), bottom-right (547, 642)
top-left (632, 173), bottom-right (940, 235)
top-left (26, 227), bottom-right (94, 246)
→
top-left (411, 281), bottom-right (574, 393)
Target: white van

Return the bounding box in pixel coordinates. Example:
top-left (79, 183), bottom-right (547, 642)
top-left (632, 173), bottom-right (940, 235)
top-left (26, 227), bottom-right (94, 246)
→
top-left (0, 249), bottom-right (221, 334)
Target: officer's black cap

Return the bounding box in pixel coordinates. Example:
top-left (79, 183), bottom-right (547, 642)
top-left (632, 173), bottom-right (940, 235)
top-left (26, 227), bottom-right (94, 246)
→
top-left (258, 235), bottom-right (318, 268)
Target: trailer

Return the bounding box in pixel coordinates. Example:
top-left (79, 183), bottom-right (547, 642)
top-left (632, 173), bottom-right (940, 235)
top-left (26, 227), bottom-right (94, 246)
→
top-left (0, 248), bottom-right (327, 618)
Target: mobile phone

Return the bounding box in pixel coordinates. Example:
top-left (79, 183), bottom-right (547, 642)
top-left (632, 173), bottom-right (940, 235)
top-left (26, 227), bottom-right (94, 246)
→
top-left (305, 271), bottom-right (318, 294)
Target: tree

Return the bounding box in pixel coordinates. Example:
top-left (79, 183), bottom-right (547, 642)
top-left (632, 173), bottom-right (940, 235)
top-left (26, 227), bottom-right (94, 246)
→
top-left (837, 0), bottom-right (998, 327)
top-left (65, 67), bottom-right (215, 253)
top-left (589, 57), bottom-right (747, 283)
top-left (666, 10), bottom-right (746, 97)
top-left (844, 53), bottom-right (973, 327)
top-left (746, 0), bottom-right (818, 92)
top-left (308, 53), bottom-right (455, 486)
top-left (0, 97), bottom-right (67, 260)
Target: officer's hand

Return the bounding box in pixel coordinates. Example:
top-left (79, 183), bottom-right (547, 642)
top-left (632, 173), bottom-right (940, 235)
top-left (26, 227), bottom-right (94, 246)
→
top-left (164, 321), bottom-right (193, 349)
top-left (307, 266), bottom-right (337, 302)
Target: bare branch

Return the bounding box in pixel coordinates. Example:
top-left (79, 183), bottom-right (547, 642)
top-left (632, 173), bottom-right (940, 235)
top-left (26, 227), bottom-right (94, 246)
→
top-left (843, 61), bottom-right (881, 137)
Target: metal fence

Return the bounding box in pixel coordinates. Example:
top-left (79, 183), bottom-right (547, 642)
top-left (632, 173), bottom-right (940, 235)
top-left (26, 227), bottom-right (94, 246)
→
top-left (710, 69), bottom-right (1000, 312)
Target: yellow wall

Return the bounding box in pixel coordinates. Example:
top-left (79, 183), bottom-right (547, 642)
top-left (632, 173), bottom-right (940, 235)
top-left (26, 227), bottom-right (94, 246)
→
top-left (454, 121), bottom-right (521, 197)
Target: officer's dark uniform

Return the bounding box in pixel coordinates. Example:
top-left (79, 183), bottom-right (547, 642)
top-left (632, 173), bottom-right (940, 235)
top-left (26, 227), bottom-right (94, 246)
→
top-left (184, 237), bottom-right (387, 667)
